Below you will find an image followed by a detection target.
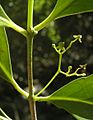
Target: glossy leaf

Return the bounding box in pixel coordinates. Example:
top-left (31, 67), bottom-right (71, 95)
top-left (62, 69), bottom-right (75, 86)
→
top-left (34, 0), bottom-right (93, 31)
top-left (37, 75), bottom-right (93, 119)
top-left (52, 0), bottom-right (93, 19)
top-left (0, 27), bottom-right (13, 82)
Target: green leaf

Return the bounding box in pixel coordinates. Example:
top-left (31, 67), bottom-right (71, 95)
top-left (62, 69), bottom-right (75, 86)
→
top-left (0, 5), bottom-right (12, 27)
top-left (72, 114), bottom-right (89, 120)
top-left (0, 27), bottom-right (13, 82)
top-left (52, 0), bottom-right (93, 19)
top-left (34, 0), bottom-right (93, 31)
top-left (36, 75), bottom-right (93, 119)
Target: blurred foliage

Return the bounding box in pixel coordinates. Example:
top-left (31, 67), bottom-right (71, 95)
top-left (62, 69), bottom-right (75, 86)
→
top-left (0, 0), bottom-right (93, 120)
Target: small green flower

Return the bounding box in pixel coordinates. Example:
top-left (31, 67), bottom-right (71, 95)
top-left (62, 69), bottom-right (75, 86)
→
top-left (73, 35), bottom-right (82, 43)
top-left (79, 64), bottom-right (87, 70)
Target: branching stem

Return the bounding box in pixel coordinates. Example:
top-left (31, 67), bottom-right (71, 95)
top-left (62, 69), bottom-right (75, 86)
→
top-left (35, 54), bottom-right (63, 97)
top-left (35, 35), bottom-right (85, 97)
top-left (35, 71), bottom-right (59, 97)
top-left (27, 0), bottom-right (37, 120)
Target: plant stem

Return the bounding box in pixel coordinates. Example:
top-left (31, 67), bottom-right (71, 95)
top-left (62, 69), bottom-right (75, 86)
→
top-left (0, 108), bottom-right (12, 120)
top-left (27, 0), bottom-right (37, 120)
top-left (58, 54), bottom-right (62, 71)
top-left (35, 53), bottom-right (63, 97)
top-left (27, 34), bottom-right (37, 120)
top-left (27, 0), bottom-right (34, 30)
top-left (35, 71), bottom-right (59, 97)
top-left (34, 14), bottom-right (53, 31)
top-left (0, 63), bottom-right (29, 98)
top-left (0, 116), bottom-right (11, 120)
top-left (10, 21), bottom-right (28, 37)
top-left (12, 79), bottom-right (29, 99)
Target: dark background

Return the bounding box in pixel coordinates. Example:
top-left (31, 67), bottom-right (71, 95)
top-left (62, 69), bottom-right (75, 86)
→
top-left (0, 0), bottom-right (93, 120)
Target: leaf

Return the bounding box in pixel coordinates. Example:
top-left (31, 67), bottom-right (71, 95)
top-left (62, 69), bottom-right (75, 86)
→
top-left (0, 27), bottom-right (13, 82)
top-left (34, 0), bottom-right (93, 31)
top-left (37, 75), bottom-right (93, 119)
top-left (0, 5), bottom-right (12, 27)
top-left (72, 114), bottom-right (89, 120)
top-left (57, 0), bottom-right (93, 18)
top-left (51, 0), bottom-right (93, 19)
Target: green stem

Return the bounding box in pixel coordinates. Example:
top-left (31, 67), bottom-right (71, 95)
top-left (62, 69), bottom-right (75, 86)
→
top-left (34, 14), bottom-right (53, 32)
top-left (58, 54), bottom-right (62, 71)
top-left (27, 0), bottom-right (34, 30)
top-left (35, 71), bottom-right (59, 97)
top-left (27, 0), bottom-right (37, 120)
top-left (0, 116), bottom-right (11, 120)
top-left (10, 22), bottom-right (28, 37)
top-left (11, 79), bottom-right (29, 99)
top-left (62, 38), bottom-right (78, 54)
top-left (0, 108), bottom-right (12, 120)
top-left (27, 35), bottom-right (37, 120)
top-left (0, 64), bottom-right (29, 99)
top-left (35, 53), bottom-right (63, 97)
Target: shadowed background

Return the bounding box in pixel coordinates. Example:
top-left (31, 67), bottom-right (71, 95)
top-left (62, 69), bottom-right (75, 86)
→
top-left (0, 0), bottom-right (93, 119)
